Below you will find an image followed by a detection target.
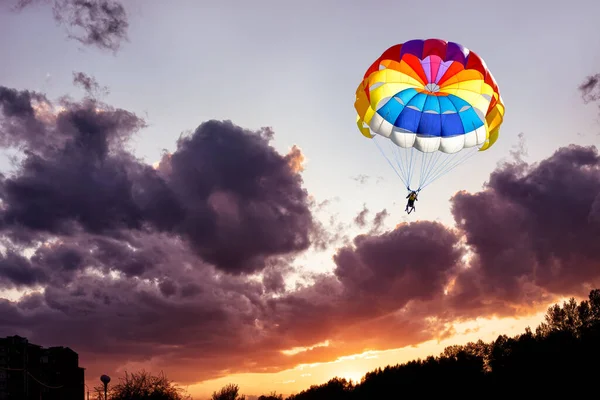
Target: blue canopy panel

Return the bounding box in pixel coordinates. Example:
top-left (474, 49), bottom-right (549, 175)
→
top-left (376, 90), bottom-right (485, 138)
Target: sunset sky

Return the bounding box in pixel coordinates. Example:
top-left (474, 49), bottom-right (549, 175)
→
top-left (1, 0), bottom-right (600, 399)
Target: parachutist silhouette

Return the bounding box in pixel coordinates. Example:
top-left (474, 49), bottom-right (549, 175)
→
top-left (405, 190), bottom-right (418, 214)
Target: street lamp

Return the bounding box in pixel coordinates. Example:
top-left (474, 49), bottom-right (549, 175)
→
top-left (100, 375), bottom-right (110, 400)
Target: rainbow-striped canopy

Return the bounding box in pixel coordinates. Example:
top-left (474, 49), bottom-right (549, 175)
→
top-left (355, 38), bottom-right (505, 154)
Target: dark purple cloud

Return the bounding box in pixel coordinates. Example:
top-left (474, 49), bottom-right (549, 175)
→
top-left (0, 86), bottom-right (52, 151)
top-left (353, 204), bottom-right (368, 228)
top-left (353, 204), bottom-right (389, 234)
top-left (155, 120), bottom-right (314, 273)
top-left (0, 248), bottom-right (47, 288)
top-left (0, 97), bottom-right (152, 238)
top-left (449, 144), bottom-right (600, 315)
top-left (0, 86), bottom-right (315, 275)
top-left (370, 209), bottom-right (389, 234)
top-left (72, 71), bottom-right (110, 98)
top-left (579, 74), bottom-right (600, 103)
top-left (333, 221), bottom-right (463, 312)
top-left (13, 0), bottom-right (129, 52)
top-left (0, 232), bottom-right (441, 384)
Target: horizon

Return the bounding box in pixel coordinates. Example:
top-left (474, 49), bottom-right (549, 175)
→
top-left (1, 0), bottom-right (600, 399)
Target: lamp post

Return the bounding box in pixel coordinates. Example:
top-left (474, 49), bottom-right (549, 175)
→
top-left (100, 375), bottom-right (110, 400)
top-left (84, 383), bottom-right (90, 400)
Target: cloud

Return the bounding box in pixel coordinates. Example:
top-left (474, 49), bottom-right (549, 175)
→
top-left (0, 227), bottom-right (444, 383)
top-left (309, 218), bottom-right (349, 252)
top-left (370, 209), bottom-right (389, 233)
top-left (154, 121), bottom-right (314, 273)
top-left (0, 248), bottom-right (48, 288)
top-left (333, 221), bottom-right (463, 310)
top-left (307, 197), bottom-right (349, 251)
top-left (353, 204), bottom-right (368, 228)
top-left (579, 74), bottom-right (600, 103)
top-left (0, 87), bottom-right (315, 275)
top-left (13, 0), bottom-right (129, 52)
top-left (0, 86), bottom-right (52, 150)
top-left (352, 174), bottom-right (369, 185)
top-left (72, 71), bottom-right (110, 98)
top-left (449, 144), bottom-right (600, 316)
top-left (508, 132), bottom-right (527, 164)
top-left (352, 175), bottom-right (384, 185)
top-left (1, 80), bottom-right (600, 390)
top-left (286, 145), bottom-right (305, 173)
top-left (353, 204), bottom-right (389, 235)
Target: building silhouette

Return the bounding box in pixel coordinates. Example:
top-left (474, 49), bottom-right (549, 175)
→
top-left (0, 335), bottom-right (85, 400)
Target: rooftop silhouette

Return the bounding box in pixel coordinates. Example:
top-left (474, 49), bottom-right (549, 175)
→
top-left (0, 335), bottom-right (85, 400)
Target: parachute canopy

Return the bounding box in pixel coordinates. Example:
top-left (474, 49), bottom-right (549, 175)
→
top-left (355, 38), bottom-right (505, 192)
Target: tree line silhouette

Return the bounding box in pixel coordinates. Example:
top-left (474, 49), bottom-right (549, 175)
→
top-left (92, 289), bottom-right (600, 399)
top-left (281, 288), bottom-right (600, 400)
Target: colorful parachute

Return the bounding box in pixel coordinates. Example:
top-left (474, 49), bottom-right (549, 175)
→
top-left (354, 38), bottom-right (505, 192)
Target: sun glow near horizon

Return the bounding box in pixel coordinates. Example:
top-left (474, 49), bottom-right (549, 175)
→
top-left (184, 309), bottom-right (549, 399)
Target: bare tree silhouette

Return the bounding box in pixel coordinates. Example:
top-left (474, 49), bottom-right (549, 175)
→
top-left (211, 383), bottom-right (246, 400)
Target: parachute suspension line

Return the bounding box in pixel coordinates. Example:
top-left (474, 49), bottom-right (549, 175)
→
top-left (416, 150), bottom-right (427, 190)
top-left (383, 139), bottom-right (406, 187)
top-left (388, 140), bottom-right (410, 187)
top-left (427, 151), bottom-right (445, 185)
top-left (404, 148), bottom-right (414, 189)
top-left (372, 136), bottom-right (408, 188)
top-left (398, 145), bottom-right (418, 191)
top-left (372, 128), bottom-right (484, 193)
top-left (408, 146), bottom-right (416, 190)
top-left (420, 149), bottom-right (462, 188)
top-left (398, 146), bottom-right (408, 186)
top-left (418, 150), bottom-right (442, 190)
top-left (418, 150), bottom-right (427, 189)
top-left (385, 139), bottom-right (415, 191)
top-left (420, 146), bottom-right (481, 190)
top-left (419, 122), bottom-right (484, 190)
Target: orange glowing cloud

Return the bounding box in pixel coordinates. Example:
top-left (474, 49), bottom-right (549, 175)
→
top-left (286, 145), bottom-right (306, 173)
